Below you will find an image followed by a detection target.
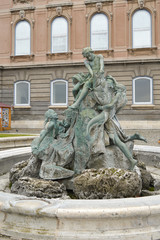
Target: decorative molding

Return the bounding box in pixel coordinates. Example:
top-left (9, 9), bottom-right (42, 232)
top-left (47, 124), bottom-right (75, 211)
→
top-left (153, 8), bottom-right (156, 17)
top-left (19, 10), bottom-right (25, 20)
top-left (66, 13), bottom-right (72, 24)
top-left (127, 8), bottom-right (132, 20)
top-left (127, 11), bottom-right (130, 20)
top-left (10, 6), bottom-right (35, 12)
top-left (56, 7), bottom-right (63, 16)
top-left (110, 12), bottom-right (113, 21)
top-left (13, 0), bottom-right (33, 3)
top-left (32, 19), bottom-right (35, 28)
top-left (151, 6), bottom-right (156, 17)
top-left (86, 14), bottom-right (89, 23)
top-left (10, 54), bottom-right (34, 61)
top-left (138, 0), bottom-right (145, 9)
top-left (127, 47), bottom-right (157, 55)
top-left (93, 49), bottom-right (114, 57)
top-left (96, 2), bottom-right (102, 12)
top-left (108, 10), bottom-right (113, 21)
top-left (46, 3), bottom-right (73, 9)
top-left (46, 51), bottom-right (72, 60)
top-left (85, 0), bottom-right (113, 5)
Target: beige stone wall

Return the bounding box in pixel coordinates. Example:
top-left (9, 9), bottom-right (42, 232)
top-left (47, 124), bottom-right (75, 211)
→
top-left (1, 61), bottom-right (159, 121)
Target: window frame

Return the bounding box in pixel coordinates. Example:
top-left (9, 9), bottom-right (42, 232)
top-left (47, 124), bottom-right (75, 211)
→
top-left (132, 76), bottom-right (153, 105)
top-left (15, 20), bottom-right (31, 56)
top-left (90, 13), bottom-right (109, 51)
top-left (14, 81), bottom-right (30, 106)
top-left (50, 79), bottom-right (68, 106)
top-left (132, 9), bottom-right (152, 49)
top-left (51, 17), bottom-right (68, 54)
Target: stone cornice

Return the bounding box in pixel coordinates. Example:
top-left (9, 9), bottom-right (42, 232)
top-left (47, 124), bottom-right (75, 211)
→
top-left (85, 0), bottom-right (113, 5)
top-left (2, 57), bottom-right (160, 70)
top-left (10, 6), bottom-right (35, 12)
top-left (13, 0), bottom-right (33, 3)
top-left (46, 3), bottom-right (73, 9)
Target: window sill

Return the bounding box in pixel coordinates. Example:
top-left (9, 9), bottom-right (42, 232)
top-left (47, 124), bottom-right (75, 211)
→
top-left (46, 51), bottom-right (72, 60)
top-left (131, 104), bottom-right (155, 109)
top-left (13, 106), bottom-right (31, 109)
top-left (10, 54), bottom-right (34, 62)
top-left (48, 105), bottom-right (68, 109)
top-left (93, 49), bottom-right (114, 57)
top-left (127, 47), bottom-right (157, 55)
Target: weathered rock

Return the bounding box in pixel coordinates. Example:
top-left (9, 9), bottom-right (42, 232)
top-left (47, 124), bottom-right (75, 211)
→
top-left (137, 161), bottom-right (154, 190)
top-left (9, 159), bottom-right (29, 184)
top-left (11, 177), bottom-right (68, 199)
top-left (73, 168), bottom-right (142, 199)
top-left (10, 155), bottom-right (42, 184)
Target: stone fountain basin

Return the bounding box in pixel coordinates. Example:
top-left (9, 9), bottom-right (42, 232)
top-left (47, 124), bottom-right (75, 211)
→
top-left (0, 192), bottom-right (160, 240)
top-left (0, 145), bottom-right (160, 239)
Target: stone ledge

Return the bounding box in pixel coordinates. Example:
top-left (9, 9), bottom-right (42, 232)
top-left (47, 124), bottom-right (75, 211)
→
top-left (134, 145), bottom-right (160, 154)
top-left (0, 147), bottom-right (31, 175)
top-left (0, 136), bottom-right (36, 150)
top-left (0, 147), bottom-right (31, 159)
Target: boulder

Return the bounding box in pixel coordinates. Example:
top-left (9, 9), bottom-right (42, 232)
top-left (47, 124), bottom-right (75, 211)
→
top-left (11, 176), bottom-right (68, 199)
top-left (10, 155), bottom-right (41, 184)
top-left (73, 168), bottom-right (142, 199)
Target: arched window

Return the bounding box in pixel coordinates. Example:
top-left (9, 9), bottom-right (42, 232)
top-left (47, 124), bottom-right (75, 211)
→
top-left (51, 80), bottom-right (68, 106)
top-left (14, 81), bottom-right (30, 106)
top-left (51, 17), bottom-right (68, 53)
top-left (91, 13), bottom-right (109, 51)
top-left (133, 77), bottom-right (153, 104)
top-left (132, 10), bottom-right (151, 48)
top-left (15, 21), bottom-right (31, 55)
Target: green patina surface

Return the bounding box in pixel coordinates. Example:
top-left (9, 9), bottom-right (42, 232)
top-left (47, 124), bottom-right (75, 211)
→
top-left (29, 47), bottom-right (147, 181)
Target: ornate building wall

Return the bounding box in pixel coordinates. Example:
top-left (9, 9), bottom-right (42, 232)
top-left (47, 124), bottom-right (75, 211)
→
top-left (0, 0), bottom-right (160, 129)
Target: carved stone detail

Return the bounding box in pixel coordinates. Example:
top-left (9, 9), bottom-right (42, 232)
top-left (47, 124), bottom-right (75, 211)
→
top-left (151, 6), bottom-right (156, 17)
top-left (32, 19), bottom-right (35, 28)
top-left (96, 2), bottom-right (102, 12)
top-left (13, 0), bottom-right (33, 3)
top-left (19, 10), bottom-right (25, 20)
top-left (56, 6), bottom-right (63, 16)
top-left (108, 10), bottom-right (113, 21)
top-left (86, 14), bottom-right (89, 23)
top-left (138, 0), bottom-right (145, 9)
top-left (127, 8), bottom-right (132, 20)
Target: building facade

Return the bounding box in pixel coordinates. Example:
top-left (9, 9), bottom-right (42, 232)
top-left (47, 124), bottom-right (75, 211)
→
top-left (0, 0), bottom-right (160, 130)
